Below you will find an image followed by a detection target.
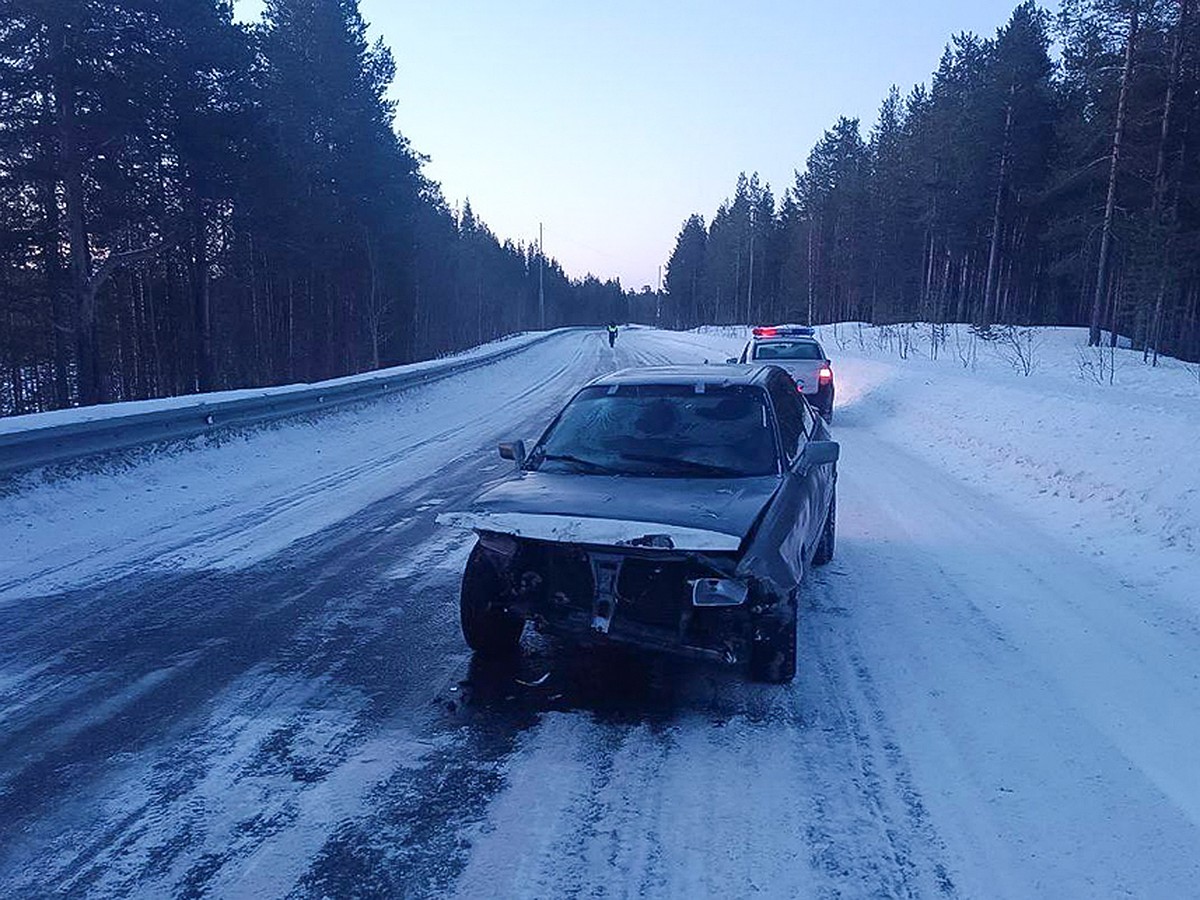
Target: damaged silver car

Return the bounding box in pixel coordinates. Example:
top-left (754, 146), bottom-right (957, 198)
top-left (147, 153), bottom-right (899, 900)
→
top-left (438, 364), bottom-right (839, 682)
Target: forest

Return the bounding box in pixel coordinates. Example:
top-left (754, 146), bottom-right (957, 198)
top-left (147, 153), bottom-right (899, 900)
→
top-left (0, 0), bottom-right (628, 416)
top-left (665, 0), bottom-right (1200, 364)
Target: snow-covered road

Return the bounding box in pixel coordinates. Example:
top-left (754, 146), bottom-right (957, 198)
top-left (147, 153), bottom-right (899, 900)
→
top-left (1, 326), bottom-right (1198, 897)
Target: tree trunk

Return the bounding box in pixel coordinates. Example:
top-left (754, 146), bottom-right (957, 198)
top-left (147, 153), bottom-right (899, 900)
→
top-left (746, 235), bottom-right (755, 324)
top-left (34, 65), bottom-right (71, 410)
top-left (191, 206), bottom-right (214, 391)
top-left (287, 274), bottom-right (295, 380)
top-left (984, 85), bottom-right (1016, 328)
top-left (362, 225), bottom-right (381, 369)
top-left (1148, 0), bottom-right (1191, 363)
top-left (1090, 3), bottom-right (1139, 346)
top-left (734, 247), bottom-right (742, 324)
top-left (39, 174), bottom-right (71, 408)
top-left (806, 220), bottom-right (816, 324)
top-left (51, 21), bottom-right (104, 405)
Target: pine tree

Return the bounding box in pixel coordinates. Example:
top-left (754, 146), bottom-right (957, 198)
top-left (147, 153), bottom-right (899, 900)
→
top-left (665, 215), bottom-right (708, 328)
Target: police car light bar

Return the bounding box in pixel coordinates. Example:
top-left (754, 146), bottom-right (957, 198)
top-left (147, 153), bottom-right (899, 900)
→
top-left (752, 325), bottom-right (815, 338)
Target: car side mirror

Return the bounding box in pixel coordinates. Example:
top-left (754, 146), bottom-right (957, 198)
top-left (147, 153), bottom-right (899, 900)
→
top-left (498, 440), bottom-right (526, 466)
top-left (726, 357), bottom-right (739, 364)
top-left (803, 440), bottom-right (839, 467)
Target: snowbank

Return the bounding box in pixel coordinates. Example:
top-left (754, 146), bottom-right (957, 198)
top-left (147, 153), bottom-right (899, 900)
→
top-left (0, 329), bottom-right (559, 436)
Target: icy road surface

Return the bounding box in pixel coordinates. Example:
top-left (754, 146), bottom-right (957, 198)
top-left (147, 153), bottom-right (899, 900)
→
top-left (2, 326), bottom-right (1199, 897)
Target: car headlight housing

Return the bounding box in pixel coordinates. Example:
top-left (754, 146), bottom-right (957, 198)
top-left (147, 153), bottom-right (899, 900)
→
top-left (690, 578), bottom-right (749, 607)
top-left (478, 530), bottom-right (519, 560)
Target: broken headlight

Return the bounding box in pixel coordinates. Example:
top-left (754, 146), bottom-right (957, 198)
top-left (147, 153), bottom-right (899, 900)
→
top-left (478, 530), bottom-right (519, 560)
top-left (690, 578), bottom-right (749, 607)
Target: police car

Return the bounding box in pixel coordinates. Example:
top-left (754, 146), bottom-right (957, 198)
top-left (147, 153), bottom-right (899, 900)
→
top-left (729, 326), bottom-right (835, 422)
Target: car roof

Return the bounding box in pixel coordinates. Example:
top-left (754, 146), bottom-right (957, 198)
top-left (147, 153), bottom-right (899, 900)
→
top-left (589, 364), bottom-right (773, 388)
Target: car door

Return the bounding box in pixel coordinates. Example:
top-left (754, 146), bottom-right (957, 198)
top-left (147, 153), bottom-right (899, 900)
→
top-left (763, 371), bottom-right (821, 575)
top-left (798, 395), bottom-right (835, 548)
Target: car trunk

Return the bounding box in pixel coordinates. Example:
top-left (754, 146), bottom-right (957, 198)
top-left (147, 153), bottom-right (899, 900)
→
top-left (772, 360), bottom-right (825, 396)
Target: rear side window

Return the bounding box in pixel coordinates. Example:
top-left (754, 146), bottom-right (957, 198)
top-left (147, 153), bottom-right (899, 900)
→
top-left (765, 372), bottom-right (807, 462)
top-left (800, 398), bottom-right (818, 438)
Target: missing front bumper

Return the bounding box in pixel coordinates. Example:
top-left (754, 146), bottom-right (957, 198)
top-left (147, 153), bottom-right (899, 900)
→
top-left (486, 535), bottom-right (778, 665)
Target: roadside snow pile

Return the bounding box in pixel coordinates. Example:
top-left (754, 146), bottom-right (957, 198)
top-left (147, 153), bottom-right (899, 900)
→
top-left (697, 322), bottom-right (1200, 610)
top-left (0, 329), bottom-right (558, 437)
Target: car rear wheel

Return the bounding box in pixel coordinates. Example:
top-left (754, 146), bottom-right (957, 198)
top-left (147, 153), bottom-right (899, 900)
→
top-left (812, 488), bottom-right (836, 567)
top-left (460, 542), bottom-right (524, 656)
top-left (749, 590), bottom-right (797, 683)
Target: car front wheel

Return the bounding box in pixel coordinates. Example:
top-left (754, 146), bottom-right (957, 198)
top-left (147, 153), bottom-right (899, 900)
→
top-left (460, 543), bottom-right (524, 655)
top-left (749, 590), bottom-right (797, 683)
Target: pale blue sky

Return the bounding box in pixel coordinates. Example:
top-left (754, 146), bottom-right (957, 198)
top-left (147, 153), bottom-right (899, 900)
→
top-left (237, 1), bottom-right (1050, 289)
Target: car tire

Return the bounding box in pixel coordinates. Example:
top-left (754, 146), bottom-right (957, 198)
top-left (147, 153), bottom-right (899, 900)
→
top-left (812, 488), bottom-right (836, 567)
top-left (822, 408), bottom-right (833, 424)
top-left (749, 590), bottom-right (797, 683)
top-left (460, 543), bottom-right (524, 656)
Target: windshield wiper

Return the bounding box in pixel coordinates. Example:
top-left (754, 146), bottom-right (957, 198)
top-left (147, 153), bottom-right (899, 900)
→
top-left (618, 453), bottom-right (745, 478)
top-left (537, 453), bottom-right (621, 475)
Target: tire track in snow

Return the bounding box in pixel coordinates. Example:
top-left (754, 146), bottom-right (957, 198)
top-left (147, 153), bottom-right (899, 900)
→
top-left (441, 592), bottom-right (959, 899)
top-left (803, 575), bottom-right (958, 898)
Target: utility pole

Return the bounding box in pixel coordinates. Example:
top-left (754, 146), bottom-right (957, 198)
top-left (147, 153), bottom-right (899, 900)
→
top-left (538, 222), bottom-right (545, 330)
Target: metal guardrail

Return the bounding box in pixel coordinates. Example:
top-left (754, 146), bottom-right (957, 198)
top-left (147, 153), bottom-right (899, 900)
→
top-left (0, 328), bottom-right (579, 477)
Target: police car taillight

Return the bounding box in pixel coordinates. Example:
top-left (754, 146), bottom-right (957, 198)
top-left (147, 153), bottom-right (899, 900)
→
top-left (818, 365), bottom-right (833, 383)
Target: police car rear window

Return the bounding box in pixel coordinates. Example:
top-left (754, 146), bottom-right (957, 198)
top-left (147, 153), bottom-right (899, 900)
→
top-left (752, 340), bottom-right (824, 361)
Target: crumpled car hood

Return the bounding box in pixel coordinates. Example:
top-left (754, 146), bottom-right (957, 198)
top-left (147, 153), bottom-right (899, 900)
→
top-left (438, 471), bottom-right (781, 551)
